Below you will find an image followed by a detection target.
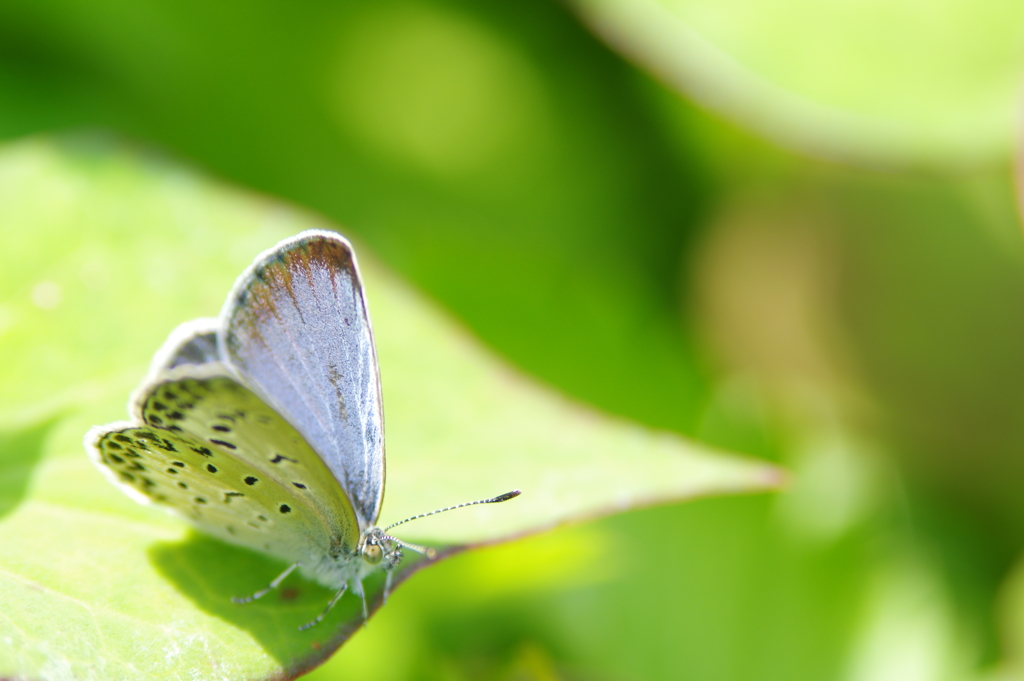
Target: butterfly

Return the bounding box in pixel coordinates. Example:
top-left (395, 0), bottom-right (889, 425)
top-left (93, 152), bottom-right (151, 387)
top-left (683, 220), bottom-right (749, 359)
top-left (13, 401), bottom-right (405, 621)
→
top-left (85, 230), bottom-right (519, 630)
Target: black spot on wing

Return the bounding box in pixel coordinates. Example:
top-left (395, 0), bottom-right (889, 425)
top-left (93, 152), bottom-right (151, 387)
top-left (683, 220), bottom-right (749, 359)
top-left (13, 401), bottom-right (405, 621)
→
top-left (207, 464), bottom-right (218, 473)
top-left (154, 438), bottom-right (178, 453)
top-left (292, 482), bottom-right (306, 489)
top-left (245, 476), bottom-right (258, 486)
top-left (279, 504), bottom-right (292, 514)
top-left (270, 454), bottom-right (297, 464)
top-left (210, 439), bottom-right (236, 449)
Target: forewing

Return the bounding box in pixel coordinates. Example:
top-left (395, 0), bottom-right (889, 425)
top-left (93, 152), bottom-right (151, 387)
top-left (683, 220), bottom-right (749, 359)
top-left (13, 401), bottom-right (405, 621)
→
top-left (220, 230), bottom-right (384, 526)
top-left (86, 367), bottom-right (362, 562)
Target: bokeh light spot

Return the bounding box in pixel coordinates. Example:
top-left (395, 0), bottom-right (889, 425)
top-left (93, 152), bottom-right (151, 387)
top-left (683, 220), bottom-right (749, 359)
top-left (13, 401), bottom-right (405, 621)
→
top-left (30, 280), bottom-right (62, 310)
top-left (332, 5), bottom-right (547, 177)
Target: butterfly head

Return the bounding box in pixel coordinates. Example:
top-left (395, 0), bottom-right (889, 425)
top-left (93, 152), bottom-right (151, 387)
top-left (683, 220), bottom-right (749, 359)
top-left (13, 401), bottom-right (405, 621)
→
top-left (358, 527), bottom-right (405, 568)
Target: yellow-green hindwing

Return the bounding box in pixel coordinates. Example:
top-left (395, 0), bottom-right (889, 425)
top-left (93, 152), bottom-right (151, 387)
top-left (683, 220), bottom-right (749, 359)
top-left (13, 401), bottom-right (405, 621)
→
top-left (90, 370), bottom-right (361, 566)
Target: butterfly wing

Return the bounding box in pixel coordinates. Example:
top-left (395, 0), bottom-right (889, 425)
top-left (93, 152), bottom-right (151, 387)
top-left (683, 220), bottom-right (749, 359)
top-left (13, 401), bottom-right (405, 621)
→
top-left (149, 318), bottom-right (221, 372)
top-left (86, 364), bottom-right (363, 567)
top-left (219, 230), bottom-right (384, 528)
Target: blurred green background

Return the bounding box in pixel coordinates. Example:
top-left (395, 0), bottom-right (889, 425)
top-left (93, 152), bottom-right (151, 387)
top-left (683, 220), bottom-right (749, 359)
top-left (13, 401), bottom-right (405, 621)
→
top-left (3, 0), bottom-right (1024, 678)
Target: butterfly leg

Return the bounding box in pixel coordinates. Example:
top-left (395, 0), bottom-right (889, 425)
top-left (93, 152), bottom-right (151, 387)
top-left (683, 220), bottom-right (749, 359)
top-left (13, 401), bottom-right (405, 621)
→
top-left (232, 562), bottom-right (299, 604)
top-left (352, 578), bottom-right (369, 621)
top-left (383, 568), bottom-right (394, 605)
top-left (298, 584), bottom-right (348, 631)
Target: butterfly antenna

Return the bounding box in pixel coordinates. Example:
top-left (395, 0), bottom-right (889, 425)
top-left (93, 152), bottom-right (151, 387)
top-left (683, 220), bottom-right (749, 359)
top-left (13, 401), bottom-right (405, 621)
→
top-left (383, 490), bottom-right (521, 533)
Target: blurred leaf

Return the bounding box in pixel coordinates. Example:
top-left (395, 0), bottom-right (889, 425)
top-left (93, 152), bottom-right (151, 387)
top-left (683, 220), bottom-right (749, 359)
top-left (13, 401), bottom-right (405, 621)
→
top-left (569, 0), bottom-right (1024, 167)
top-left (0, 137), bottom-right (781, 681)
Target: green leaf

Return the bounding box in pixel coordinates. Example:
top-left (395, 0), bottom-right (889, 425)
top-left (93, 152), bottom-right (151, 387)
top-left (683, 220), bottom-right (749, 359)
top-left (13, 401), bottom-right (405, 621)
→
top-left (0, 136), bottom-right (781, 680)
top-left (570, 0), bottom-right (1024, 166)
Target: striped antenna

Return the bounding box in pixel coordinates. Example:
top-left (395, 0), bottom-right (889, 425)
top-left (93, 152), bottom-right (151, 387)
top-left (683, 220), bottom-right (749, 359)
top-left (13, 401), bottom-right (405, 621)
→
top-left (383, 490), bottom-right (521, 533)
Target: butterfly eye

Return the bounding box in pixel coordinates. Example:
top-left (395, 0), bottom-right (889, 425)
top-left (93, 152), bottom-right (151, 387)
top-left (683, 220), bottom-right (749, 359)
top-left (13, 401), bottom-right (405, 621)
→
top-left (362, 543), bottom-right (383, 565)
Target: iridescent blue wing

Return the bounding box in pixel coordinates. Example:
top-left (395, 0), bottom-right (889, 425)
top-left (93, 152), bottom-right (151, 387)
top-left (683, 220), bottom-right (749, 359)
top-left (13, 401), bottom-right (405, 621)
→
top-left (219, 230), bottom-right (384, 528)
